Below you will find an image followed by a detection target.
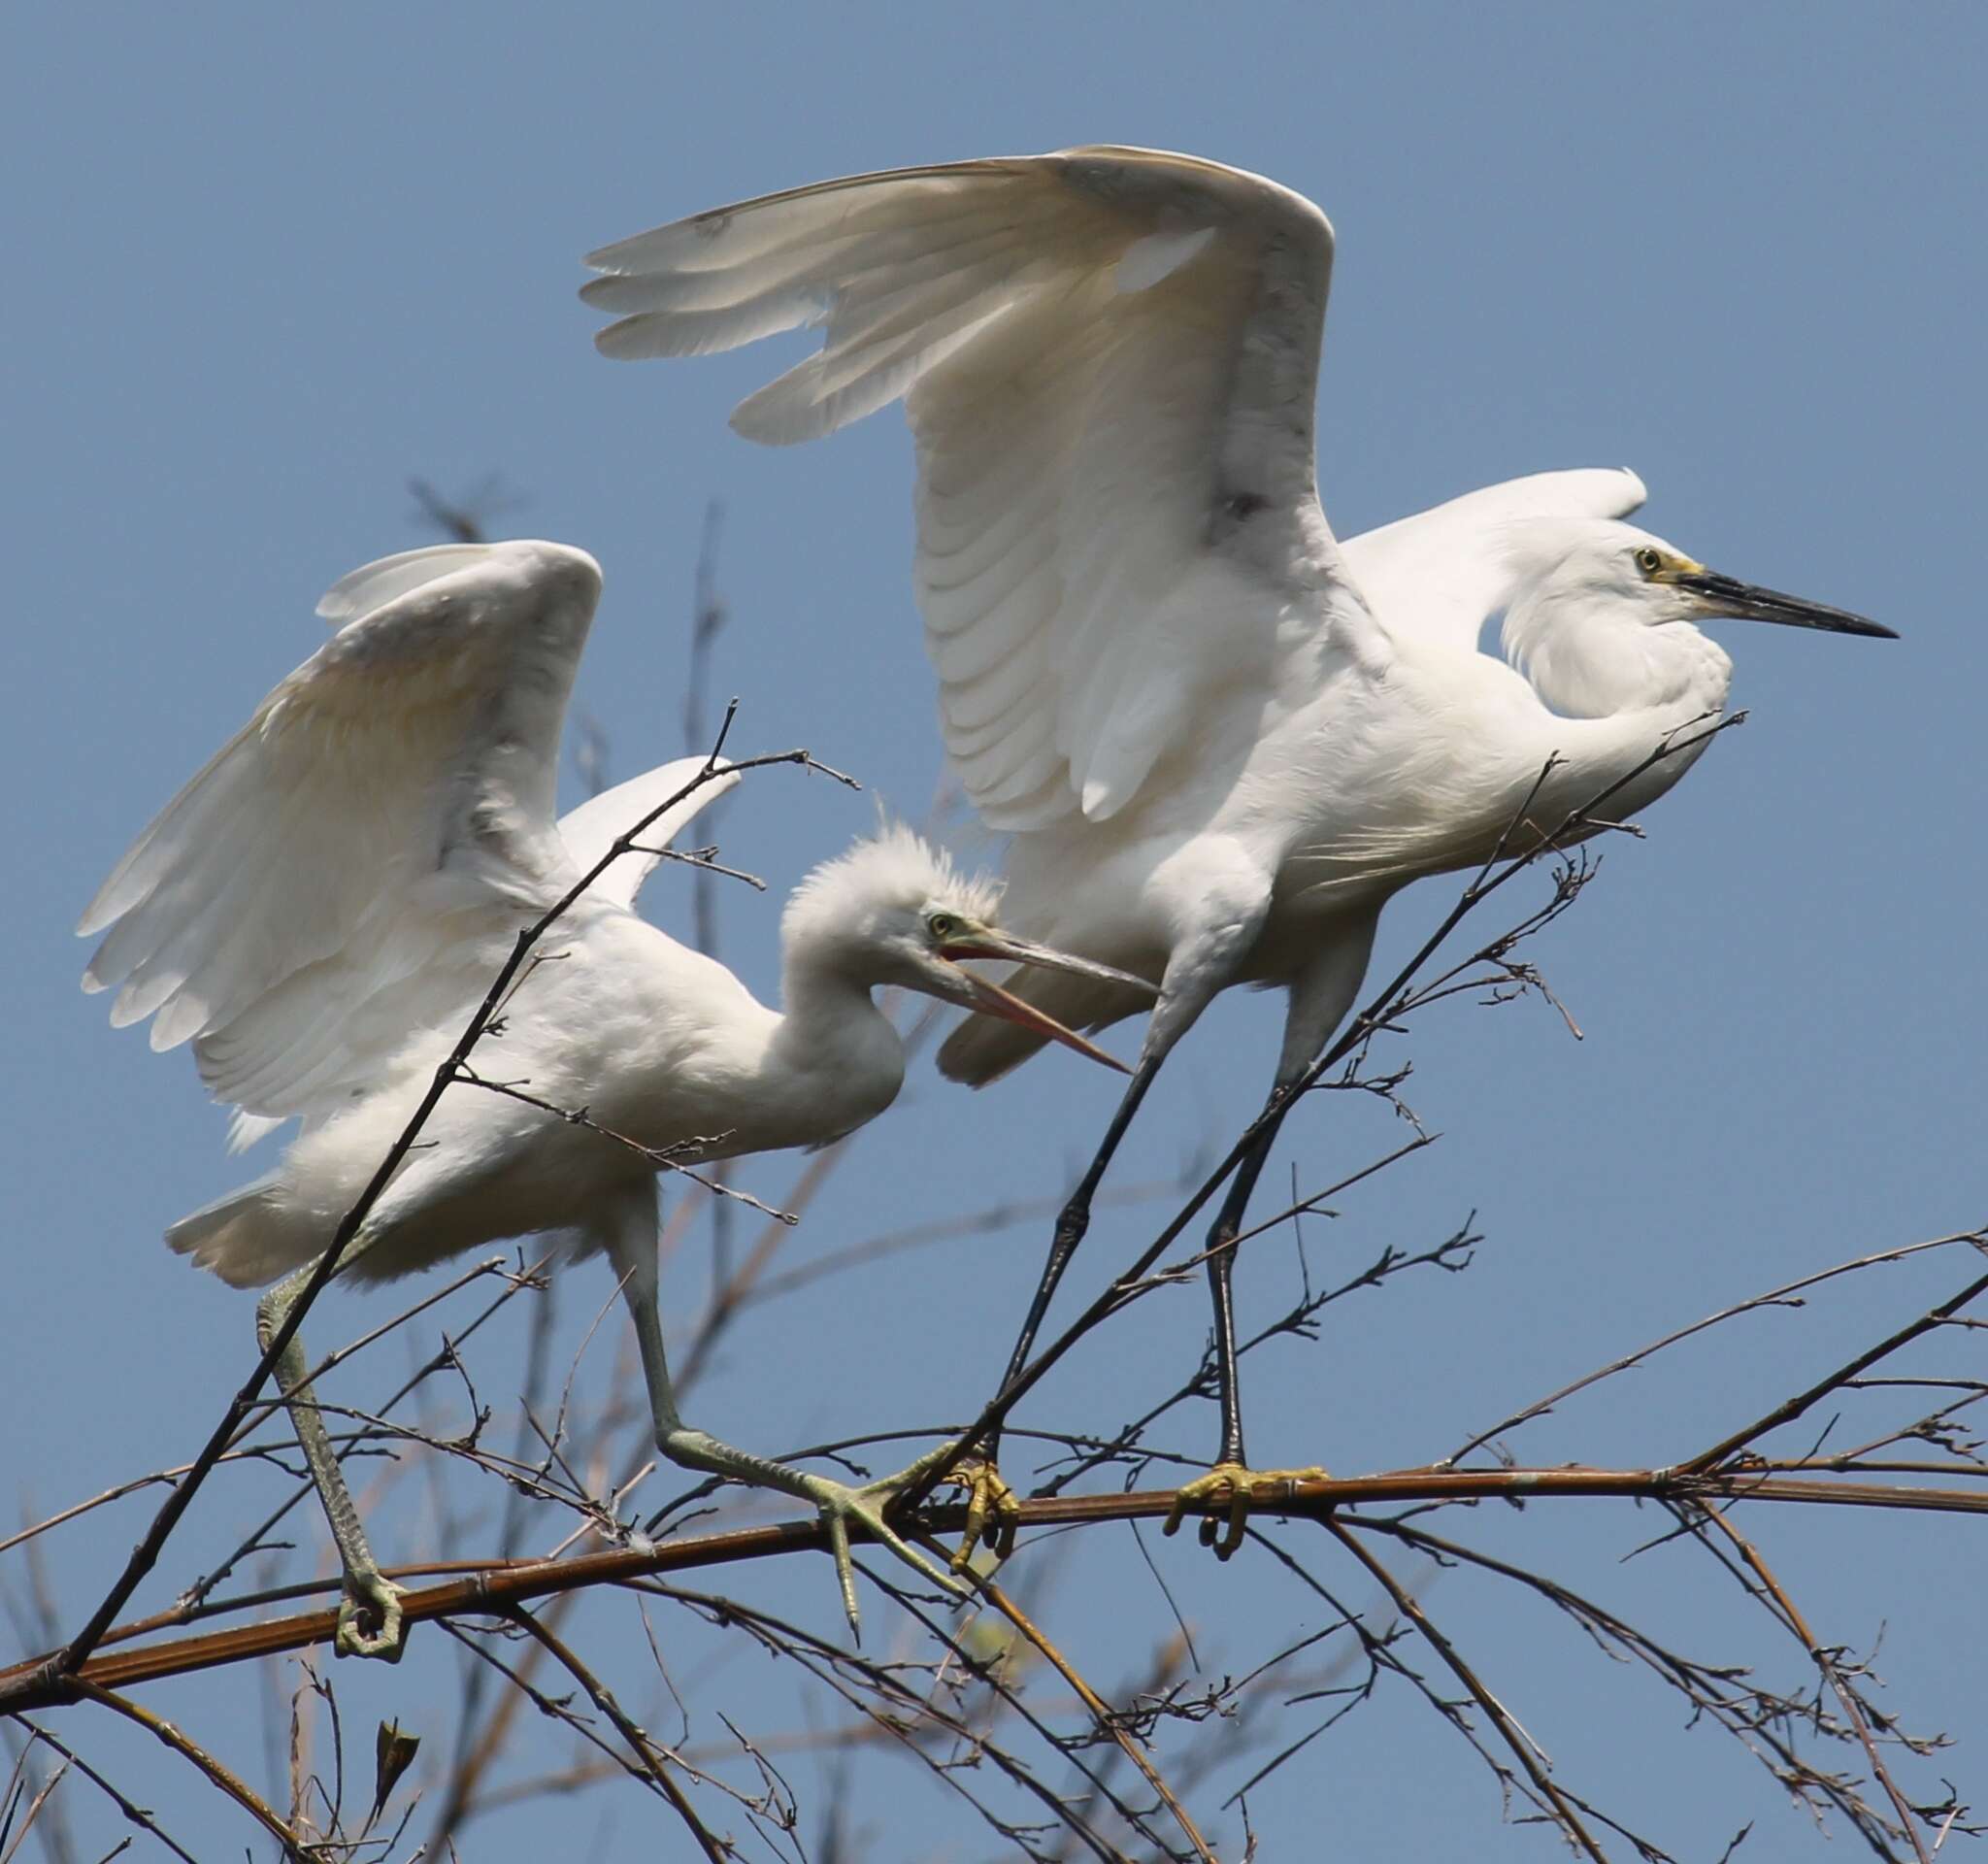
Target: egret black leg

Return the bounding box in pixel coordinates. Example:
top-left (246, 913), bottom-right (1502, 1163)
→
top-left (1166, 1090), bottom-right (1327, 1560)
top-left (1205, 1099), bottom-right (1290, 1469)
top-left (943, 1057), bottom-right (1163, 1567)
top-left (998, 1054), bottom-right (1161, 1399)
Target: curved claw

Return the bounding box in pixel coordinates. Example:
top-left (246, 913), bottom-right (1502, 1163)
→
top-left (944, 1456), bottom-right (1020, 1573)
top-left (334, 1570), bottom-right (408, 1661)
top-left (1162, 1463), bottom-right (1329, 1561)
top-left (801, 1446), bottom-right (971, 1642)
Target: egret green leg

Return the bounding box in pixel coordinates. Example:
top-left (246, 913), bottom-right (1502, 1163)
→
top-left (256, 1256), bottom-right (406, 1660)
top-left (610, 1230), bottom-right (965, 1641)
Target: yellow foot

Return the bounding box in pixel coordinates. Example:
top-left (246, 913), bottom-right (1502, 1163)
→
top-left (1162, 1462), bottom-right (1329, 1561)
top-left (944, 1456), bottom-right (1021, 1573)
top-left (334, 1570), bottom-right (408, 1661)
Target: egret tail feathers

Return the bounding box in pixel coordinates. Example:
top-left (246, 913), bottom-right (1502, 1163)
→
top-left (167, 1173), bottom-right (317, 1289)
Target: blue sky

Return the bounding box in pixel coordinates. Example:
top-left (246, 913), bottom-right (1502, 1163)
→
top-left (4, 7), bottom-right (1984, 1858)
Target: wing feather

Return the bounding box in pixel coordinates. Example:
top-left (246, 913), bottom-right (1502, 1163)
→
top-left (1342, 469), bottom-right (1649, 653)
top-left (553, 756), bottom-right (743, 913)
top-left (81, 541), bottom-right (604, 1123)
top-left (315, 543), bottom-right (506, 627)
top-left (587, 147), bottom-right (1351, 828)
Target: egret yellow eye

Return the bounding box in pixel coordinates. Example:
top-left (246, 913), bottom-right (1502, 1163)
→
top-left (926, 912), bottom-right (959, 941)
top-left (1634, 546), bottom-right (1664, 576)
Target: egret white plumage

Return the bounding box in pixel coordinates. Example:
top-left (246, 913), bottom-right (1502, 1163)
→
top-left (581, 147), bottom-right (1896, 1548)
top-left (79, 538), bottom-right (1147, 1653)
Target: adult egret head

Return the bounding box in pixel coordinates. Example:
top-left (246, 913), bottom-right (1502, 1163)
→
top-left (582, 147), bottom-right (1898, 1555)
top-left (1492, 522), bottom-right (1894, 721)
top-left (1642, 548), bottom-right (1895, 635)
top-left (80, 539), bottom-right (1147, 1656)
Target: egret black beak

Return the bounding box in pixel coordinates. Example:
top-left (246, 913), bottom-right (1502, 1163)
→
top-left (1674, 571), bottom-right (1897, 640)
top-left (937, 932), bottom-right (1156, 1075)
top-left (940, 931), bottom-right (1159, 996)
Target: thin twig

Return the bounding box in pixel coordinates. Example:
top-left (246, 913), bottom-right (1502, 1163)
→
top-left (967, 1566), bottom-right (1216, 1864)
top-left (73, 1681), bottom-right (303, 1859)
top-left (1325, 1518), bottom-right (1607, 1861)
top-left (8, 1724), bottom-right (197, 1864)
top-left (502, 1604), bottom-right (732, 1863)
top-left (1693, 1502), bottom-right (1931, 1863)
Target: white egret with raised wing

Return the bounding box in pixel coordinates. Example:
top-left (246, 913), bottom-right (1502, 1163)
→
top-left (80, 538), bottom-right (1147, 1653)
top-left (580, 147), bottom-right (1896, 1549)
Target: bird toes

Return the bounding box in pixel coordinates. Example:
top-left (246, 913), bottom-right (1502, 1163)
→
top-left (943, 1455), bottom-right (1020, 1572)
top-left (1162, 1462), bottom-right (1329, 1560)
top-left (334, 1573), bottom-right (408, 1661)
top-left (801, 1463), bottom-right (972, 1643)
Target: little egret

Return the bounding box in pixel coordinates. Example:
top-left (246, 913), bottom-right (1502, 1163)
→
top-left (581, 147), bottom-right (1896, 1548)
top-left (80, 538), bottom-right (1147, 1655)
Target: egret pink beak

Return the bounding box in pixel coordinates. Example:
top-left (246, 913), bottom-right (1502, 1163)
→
top-left (938, 932), bottom-right (1156, 1074)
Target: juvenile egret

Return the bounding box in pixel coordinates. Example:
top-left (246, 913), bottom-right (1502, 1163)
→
top-left (79, 538), bottom-right (1146, 1655)
top-left (581, 147), bottom-right (1896, 1545)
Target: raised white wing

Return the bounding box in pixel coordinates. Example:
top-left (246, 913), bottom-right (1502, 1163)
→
top-left (214, 757), bottom-right (739, 1154)
top-left (1342, 469), bottom-right (1648, 654)
top-left (555, 755), bottom-right (743, 912)
top-left (586, 147), bottom-right (1351, 829)
top-left (80, 540), bottom-right (604, 1123)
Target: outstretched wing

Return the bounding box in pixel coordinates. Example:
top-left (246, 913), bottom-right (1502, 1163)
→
top-left (80, 540), bottom-right (604, 1122)
top-left (554, 755), bottom-right (743, 913)
top-left (586, 147), bottom-right (1356, 829)
top-left (1342, 469), bottom-right (1649, 653)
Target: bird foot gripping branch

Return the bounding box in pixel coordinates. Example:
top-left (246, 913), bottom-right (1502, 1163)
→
top-left (336, 1569), bottom-right (408, 1662)
top-left (1163, 1463), bottom-right (1331, 1561)
top-left (942, 1456), bottom-right (1022, 1572)
top-left (794, 1442), bottom-right (979, 1640)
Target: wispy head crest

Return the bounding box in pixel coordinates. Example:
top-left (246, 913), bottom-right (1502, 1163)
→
top-left (783, 822), bottom-right (1003, 948)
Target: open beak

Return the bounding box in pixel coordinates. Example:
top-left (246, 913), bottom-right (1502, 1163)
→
top-left (937, 932), bottom-right (1157, 1075)
top-left (942, 931), bottom-right (1159, 995)
top-left (1673, 570), bottom-right (1898, 640)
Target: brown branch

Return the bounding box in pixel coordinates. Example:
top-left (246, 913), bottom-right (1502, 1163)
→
top-left (11, 1722), bottom-right (198, 1864)
top-left (1679, 1260), bottom-right (1988, 1476)
top-left (967, 1566), bottom-right (1216, 1864)
top-left (501, 1605), bottom-right (732, 1863)
top-left (9, 1459), bottom-right (1986, 1713)
top-left (1324, 1518), bottom-right (1608, 1860)
top-left (73, 1681), bottom-right (303, 1859)
top-left (1447, 1229), bottom-right (1988, 1468)
top-left (1694, 1503), bottom-right (1931, 1863)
